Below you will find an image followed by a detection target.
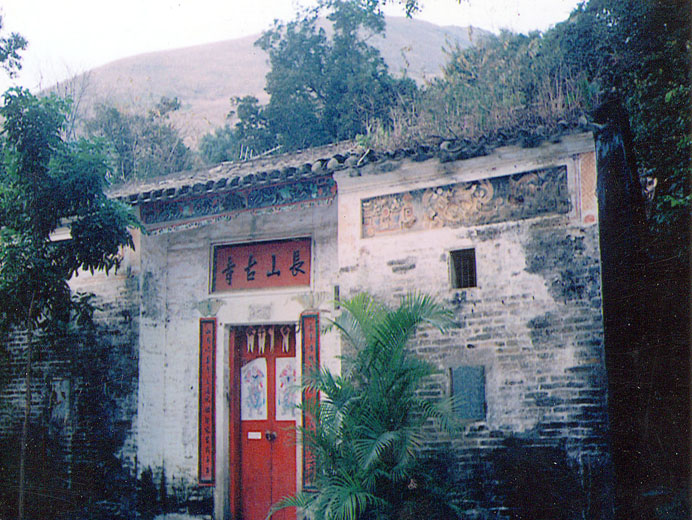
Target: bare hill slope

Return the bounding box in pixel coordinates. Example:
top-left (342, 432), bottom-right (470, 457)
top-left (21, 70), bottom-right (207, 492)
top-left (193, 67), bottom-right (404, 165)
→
top-left (67, 17), bottom-right (485, 143)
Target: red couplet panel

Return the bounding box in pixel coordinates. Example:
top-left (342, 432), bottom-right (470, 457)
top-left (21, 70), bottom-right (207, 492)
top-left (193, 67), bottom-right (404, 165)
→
top-left (232, 325), bottom-right (297, 520)
top-left (198, 318), bottom-right (216, 485)
top-left (300, 313), bottom-right (320, 489)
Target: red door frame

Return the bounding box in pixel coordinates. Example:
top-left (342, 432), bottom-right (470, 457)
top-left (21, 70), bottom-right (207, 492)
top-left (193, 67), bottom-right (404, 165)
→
top-left (229, 329), bottom-right (242, 518)
top-left (228, 323), bottom-right (303, 520)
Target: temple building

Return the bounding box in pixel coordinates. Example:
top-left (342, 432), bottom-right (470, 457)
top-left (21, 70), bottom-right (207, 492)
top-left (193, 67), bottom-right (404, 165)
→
top-left (3, 123), bottom-right (640, 519)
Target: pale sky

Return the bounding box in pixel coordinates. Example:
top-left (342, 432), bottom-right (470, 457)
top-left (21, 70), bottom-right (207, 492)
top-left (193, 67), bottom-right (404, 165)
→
top-left (0, 0), bottom-right (580, 93)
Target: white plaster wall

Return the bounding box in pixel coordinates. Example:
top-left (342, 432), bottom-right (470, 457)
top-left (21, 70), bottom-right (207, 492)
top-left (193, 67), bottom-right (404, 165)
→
top-left (137, 233), bottom-right (170, 474)
top-left (135, 201), bottom-right (340, 513)
top-left (333, 134), bottom-right (607, 452)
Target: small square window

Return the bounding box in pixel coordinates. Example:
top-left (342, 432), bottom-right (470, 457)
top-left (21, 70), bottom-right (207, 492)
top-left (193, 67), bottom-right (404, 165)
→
top-left (450, 249), bottom-right (477, 288)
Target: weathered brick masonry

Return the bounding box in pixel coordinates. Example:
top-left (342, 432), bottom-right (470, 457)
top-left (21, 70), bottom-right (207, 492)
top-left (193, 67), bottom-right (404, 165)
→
top-left (0, 248), bottom-right (140, 514)
top-left (334, 133), bottom-right (611, 515)
top-left (1, 132), bottom-right (614, 518)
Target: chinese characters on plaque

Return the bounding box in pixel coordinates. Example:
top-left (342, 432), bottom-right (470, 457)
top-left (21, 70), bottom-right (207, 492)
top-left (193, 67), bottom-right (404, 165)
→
top-left (198, 319), bottom-right (216, 485)
top-left (212, 238), bottom-right (311, 292)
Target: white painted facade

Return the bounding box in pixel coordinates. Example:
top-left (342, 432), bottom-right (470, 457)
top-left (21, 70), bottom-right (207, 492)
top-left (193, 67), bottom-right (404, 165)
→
top-left (68, 132), bottom-right (608, 519)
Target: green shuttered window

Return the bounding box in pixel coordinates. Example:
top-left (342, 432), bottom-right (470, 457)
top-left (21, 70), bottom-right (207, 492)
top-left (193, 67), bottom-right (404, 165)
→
top-left (452, 365), bottom-right (486, 421)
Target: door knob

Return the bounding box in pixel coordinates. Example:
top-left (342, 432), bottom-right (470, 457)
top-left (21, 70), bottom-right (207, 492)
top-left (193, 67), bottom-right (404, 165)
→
top-left (265, 430), bottom-right (277, 441)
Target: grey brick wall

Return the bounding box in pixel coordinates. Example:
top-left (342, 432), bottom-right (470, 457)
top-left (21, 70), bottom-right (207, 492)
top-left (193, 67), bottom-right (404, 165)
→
top-left (334, 135), bottom-right (613, 517)
top-left (0, 261), bottom-right (140, 497)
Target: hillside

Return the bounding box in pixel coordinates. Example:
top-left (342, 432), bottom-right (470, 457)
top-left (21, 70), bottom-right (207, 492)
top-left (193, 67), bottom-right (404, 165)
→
top-left (60, 17), bottom-right (485, 144)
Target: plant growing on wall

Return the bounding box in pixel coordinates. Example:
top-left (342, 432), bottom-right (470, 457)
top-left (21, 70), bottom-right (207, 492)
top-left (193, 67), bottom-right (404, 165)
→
top-left (272, 292), bottom-right (461, 520)
top-left (0, 87), bottom-right (137, 520)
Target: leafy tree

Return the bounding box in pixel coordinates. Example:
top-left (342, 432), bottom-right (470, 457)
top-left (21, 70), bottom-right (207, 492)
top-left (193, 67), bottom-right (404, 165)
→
top-left (199, 124), bottom-right (238, 164)
top-left (86, 96), bottom-right (195, 182)
top-left (211, 0), bottom-right (416, 157)
top-left (550, 0), bottom-right (690, 252)
top-left (0, 88), bottom-right (137, 519)
top-left (261, 0), bottom-right (417, 151)
top-left (232, 95), bottom-right (276, 153)
top-left (199, 96), bottom-right (277, 164)
top-left (0, 15), bottom-right (27, 78)
top-left (273, 293), bottom-right (461, 520)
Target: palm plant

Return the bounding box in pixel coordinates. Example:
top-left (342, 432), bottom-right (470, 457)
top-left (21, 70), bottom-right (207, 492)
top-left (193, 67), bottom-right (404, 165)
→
top-left (272, 292), bottom-right (461, 520)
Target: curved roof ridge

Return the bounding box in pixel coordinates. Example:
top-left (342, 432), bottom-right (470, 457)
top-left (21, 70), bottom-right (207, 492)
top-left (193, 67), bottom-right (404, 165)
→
top-left (110, 125), bottom-right (595, 205)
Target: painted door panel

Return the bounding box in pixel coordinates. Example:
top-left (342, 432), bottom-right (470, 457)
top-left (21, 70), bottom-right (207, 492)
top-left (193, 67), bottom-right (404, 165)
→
top-left (233, 325), bottom-right (297, 520)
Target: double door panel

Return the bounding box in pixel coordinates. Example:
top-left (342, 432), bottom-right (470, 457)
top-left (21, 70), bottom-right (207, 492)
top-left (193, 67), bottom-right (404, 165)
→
top-left (233, 325), bottom-right (297, 520)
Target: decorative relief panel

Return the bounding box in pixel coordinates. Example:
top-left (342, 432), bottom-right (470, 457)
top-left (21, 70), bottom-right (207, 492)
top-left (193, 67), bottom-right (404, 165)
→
top-left (361, 166), bottom-right (570, 237)
top-left (140, 176), bottom-right (336, 228)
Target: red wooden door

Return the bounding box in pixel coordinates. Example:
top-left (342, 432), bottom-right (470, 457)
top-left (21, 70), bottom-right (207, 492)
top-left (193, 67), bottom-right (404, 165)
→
top-left (231, 325), bottom-right (297, 520)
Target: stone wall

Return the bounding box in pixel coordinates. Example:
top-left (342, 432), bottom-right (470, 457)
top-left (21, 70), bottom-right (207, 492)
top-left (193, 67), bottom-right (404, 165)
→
top-left (0, 233), bottom-right (141, 515)
top-left (334, 133), bottom-right (612, 517)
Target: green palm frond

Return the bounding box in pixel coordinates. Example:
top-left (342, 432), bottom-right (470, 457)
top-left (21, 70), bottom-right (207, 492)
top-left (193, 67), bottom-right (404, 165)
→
top-left (328, 292), bottom-right (386, 354)
top-left (271, 292), bottom-right (461, 520)
top-left (353, 429), bottom-right (400, 470)
top-left (268, 490), bottom-right (316, 515)
top-left (415, 395), bottom-right (460, 434)
top-left (319, 472), bottom-right (388, 520)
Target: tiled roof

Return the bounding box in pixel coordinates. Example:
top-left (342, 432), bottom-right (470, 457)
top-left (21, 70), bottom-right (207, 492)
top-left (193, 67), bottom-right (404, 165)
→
top-left (108, 121), bottom-right (592, 205)
top-left (108, 141), bottom-right (357, 205)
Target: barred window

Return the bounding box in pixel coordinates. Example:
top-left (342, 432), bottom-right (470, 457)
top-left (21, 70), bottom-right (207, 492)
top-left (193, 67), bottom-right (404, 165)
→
top-left (450, 248), bottom-right (477, 288)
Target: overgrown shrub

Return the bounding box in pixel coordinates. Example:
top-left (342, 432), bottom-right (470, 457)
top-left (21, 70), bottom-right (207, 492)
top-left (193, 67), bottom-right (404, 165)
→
top-left (272, 293), bottom-right (461, 520)
top-left (363, 30), bottom-right (596, 150)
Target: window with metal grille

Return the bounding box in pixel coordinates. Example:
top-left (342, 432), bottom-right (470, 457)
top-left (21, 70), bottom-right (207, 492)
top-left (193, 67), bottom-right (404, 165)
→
top-left (450, 248), bottom-right (477, 288)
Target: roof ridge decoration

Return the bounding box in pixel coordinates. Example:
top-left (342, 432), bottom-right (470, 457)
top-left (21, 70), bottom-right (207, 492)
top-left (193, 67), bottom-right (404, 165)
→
top-left (141, 174), bottom-right (336, 234)
top-left (116, 130), bottom-right (593, 234)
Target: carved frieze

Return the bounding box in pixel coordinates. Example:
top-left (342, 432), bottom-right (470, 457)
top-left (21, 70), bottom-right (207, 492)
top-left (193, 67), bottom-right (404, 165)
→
top-left (140, 176), bottom-right (337, 229)
top-left (361, 166), bottom-right (570, 237)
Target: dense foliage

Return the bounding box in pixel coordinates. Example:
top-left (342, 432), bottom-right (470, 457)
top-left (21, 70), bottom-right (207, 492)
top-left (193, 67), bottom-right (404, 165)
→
top-left (85, 96), bottom-right (195, 182)
top-left (199, 96), bottom-right (275, 163)
top-left (0, 88), bottom-right (137, 519)
top-left (0, 89), bottom-right (136, 331)
top-left (366, 28), bottom-right (596, 150)
top-left (0, 15), bottom-right (26, 78)
top-left (273, 293), bottom-right (461, 520)
top-left (554, 0), bottom-right (690, 257)
top-left (199, 0), bottom-right (416, 161)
